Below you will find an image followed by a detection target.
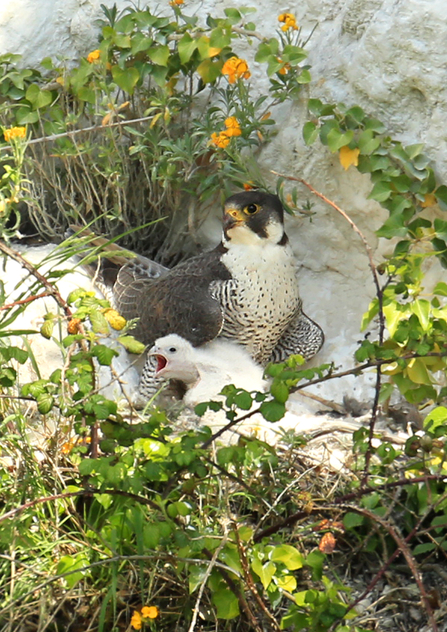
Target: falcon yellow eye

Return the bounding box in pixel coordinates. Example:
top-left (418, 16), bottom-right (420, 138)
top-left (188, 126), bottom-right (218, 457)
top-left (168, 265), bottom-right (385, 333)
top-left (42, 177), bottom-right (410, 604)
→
top-left (245, 203), bottom-right (260, 215)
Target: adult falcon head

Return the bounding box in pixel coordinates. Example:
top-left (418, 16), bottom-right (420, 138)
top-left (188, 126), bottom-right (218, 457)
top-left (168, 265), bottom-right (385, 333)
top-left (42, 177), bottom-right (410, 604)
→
top-left (222, 191), bottom-right (287, 246)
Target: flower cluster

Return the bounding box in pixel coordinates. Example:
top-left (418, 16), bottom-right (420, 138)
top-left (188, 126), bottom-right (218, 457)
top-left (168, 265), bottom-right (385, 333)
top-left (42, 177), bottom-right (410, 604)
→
top-left (131, 606), bottom-right (159, 630)
top-left (221, 56), bottom-right (251, 84)
top-left (87, 49), bottom-right (101, 63)
top-left (278, 13), bottom-right (298, 31)
top-left (3, 126), bottom-right (26, 142)
top-left (210, 116), bottom-right (242, 149)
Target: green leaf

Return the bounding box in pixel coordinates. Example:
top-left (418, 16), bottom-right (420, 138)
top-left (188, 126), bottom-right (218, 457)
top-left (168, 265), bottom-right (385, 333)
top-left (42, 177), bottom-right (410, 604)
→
top-left (111, 65), bottom-right (140, 94)
top-left (326, 128), bottom-right (354, 152)
top-left (376, 213), bottom-right (408, 239)
top-left (91, 344), bottom-right (118, 366)
top-left (435, 185), bottom-right (447, 205)
top-left (383, 302), bottom-right (405, 337)
top-left (423, 406), bottom-right (447, 432)
top-left (0, 346), bottom-right (28, 364)
top-left (223, 7), bottom-right (242, 23)
top-left (434, 218), bottom-right (447, 241)
top-left (57, 553), bottom-right (90, 589)
top-left (368, 180), bottom-right (393, 202)
top-left (251, 557), bottom-right (276, 590)
top-left (433, 282), bottom-right (447, 296)
top-left (413, 542), bottom-right (436, 555)
top-left (117, 335), bottom-right (146, 354)
top-left (77, 87), bottom-right (96, 104)
top-left (25, 84), bottom-right (53, 109)
top-left (270, 381), bottom-right (289, 403)
top-left (15, 107), bottom-right (39, 124)
top-left (89, 310), bottom-right (110, 335)
top-left (178, 33), bottom-right (197, 64)
top-left (148, 45), bottom-right (170, 66)
top-left (212, 587), bottom-right (240, 619)
top-left (260, 400), bottom-right (286, 422)
top-left (411, 299), bottom-right (431, 331)
top-left (233, 390), bottom-right (253, 410)
top-left (303, 121), bottom-right (318, 145)
top-left (305, 550), bottom-right (324, 580)
top-left (196, 59), bottom-right (222, 83)
top-left (37, 393), bottom-right (54, 415)
top-left (209, 27), bottom-right (231, 49)
top-left (358, 130), bottom-right (381, 155)
top-left (405, 143), bottom-right (424, 159)
top-left (343, 512), bottom-right (364, 529)
top-left (378, 382), bottom-right (394, 403)
top-left (271, 544), bottom-right (303, 570)
top-left (130, 33), bottom-right (154, 55)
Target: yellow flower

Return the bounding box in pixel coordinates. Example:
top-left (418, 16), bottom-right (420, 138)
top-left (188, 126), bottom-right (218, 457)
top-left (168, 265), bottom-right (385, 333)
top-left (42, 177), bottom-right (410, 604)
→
top-left (278, 13), bottom-right (298, 31)
top-left (222, 56), bottom-right (251, 84)
top-left (141, 605), bottom-right (159, 619)
top-left (224, 116), bottom-right (242, 137)
top-left (3, 126), bottom-right (26, 142)
top-left (276, 57), bottom-right (291, 75)
top-left (87, 49), bottom-right (101, 63)
top-left (131, 611), bottom-right (142, 630)
top-left (210, 131), bottom-right (231, 149)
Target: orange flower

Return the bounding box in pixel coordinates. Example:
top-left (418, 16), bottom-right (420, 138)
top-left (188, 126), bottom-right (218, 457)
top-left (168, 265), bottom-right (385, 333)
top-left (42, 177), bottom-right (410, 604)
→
top-left (3, 126), bottom-right (26, 142)
top-left (224, 116), bottom-right (242, 137)
top-left (210, 131), bottom-right (231, 149)
top-left (87, 49), bottom-right (101, 63)
top-left (277, 59), bottom-right (291, 75)
top-left (141, 606), bottom-right (159, 619)
top-left (278, 13), bottom-right (298, 31)
top-left (222, 56), bottom-right (251, 84)
top-left (170, 0), bottom-right (184, 5)
top-left (131, 611), bottom-right (142, 630)
top-left (243, 182), bottom-right (255, 191)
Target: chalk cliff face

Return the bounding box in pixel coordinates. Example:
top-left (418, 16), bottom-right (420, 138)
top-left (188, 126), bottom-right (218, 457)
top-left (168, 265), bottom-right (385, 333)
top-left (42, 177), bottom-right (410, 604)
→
top-left (1, 0), bottom-right (445, 404)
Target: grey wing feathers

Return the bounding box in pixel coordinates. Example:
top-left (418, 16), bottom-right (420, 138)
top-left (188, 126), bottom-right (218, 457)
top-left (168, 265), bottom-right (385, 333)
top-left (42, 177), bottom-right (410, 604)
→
top-left (113, 247), bottom-right (232, 348)
top-left (268, 311), bottom-right (325, 363)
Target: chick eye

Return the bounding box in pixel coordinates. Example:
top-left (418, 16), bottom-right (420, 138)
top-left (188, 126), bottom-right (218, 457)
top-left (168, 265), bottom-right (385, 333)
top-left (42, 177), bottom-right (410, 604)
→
top-left (169, 347), bottom-right (177, 353)
top-left (245, 203), bottom-right (259, 215)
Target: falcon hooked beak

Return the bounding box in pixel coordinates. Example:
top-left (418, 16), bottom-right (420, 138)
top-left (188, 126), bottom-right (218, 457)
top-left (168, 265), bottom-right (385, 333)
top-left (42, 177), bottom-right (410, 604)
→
top-left (222, 190), bottom-right (287, 245)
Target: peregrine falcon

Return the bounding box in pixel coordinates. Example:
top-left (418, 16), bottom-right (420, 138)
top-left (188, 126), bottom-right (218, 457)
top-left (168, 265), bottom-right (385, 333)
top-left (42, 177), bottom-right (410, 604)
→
top-left (76, 190), bottom-right (324, 403)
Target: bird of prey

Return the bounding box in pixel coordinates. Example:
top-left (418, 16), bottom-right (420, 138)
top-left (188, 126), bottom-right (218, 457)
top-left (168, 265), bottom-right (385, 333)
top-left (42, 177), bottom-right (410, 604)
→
top-left (149, 333), bottom-right (267, 406)
top-left (76, 190), bottom-right (324, 404)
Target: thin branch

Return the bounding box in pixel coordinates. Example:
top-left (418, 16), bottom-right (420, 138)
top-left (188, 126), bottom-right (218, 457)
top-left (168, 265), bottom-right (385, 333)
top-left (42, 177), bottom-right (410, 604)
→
top-left (271, 171), bottom-right (387, 479)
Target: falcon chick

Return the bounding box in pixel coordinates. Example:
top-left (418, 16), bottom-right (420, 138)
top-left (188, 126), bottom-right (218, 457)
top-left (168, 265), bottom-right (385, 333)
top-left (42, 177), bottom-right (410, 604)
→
top-left (149, 333), bottom-right (267, 406)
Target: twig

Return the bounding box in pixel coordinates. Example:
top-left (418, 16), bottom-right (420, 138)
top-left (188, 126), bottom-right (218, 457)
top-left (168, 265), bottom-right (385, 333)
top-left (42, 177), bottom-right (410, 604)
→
top-left (1, 116), bottom-right (153, 150)
top-left (188, 524), bottom-right (229, 632)
top-left (271, 171), bottom-right (387, 479)
top-left (0, 240), bottom-right (72, 317)
top-left (234, 521), bottom-right (281, 631)
top-left (0, 291), bottom-right (51, 311)
top-left (253, 473), bottom-right (447, 543)
top-left (336, 504), bottom-right (439, 632)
